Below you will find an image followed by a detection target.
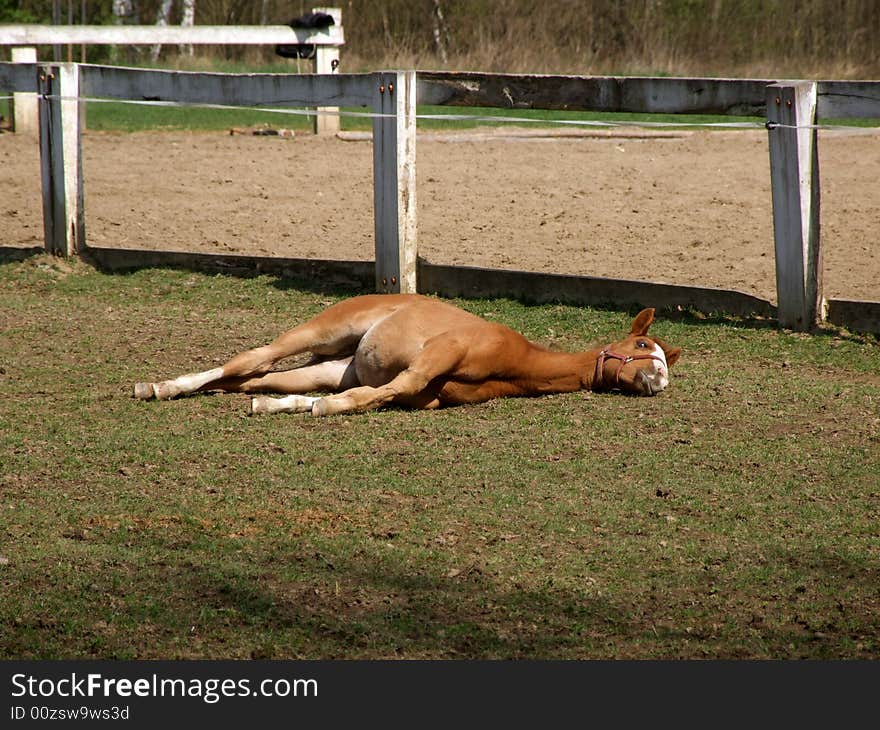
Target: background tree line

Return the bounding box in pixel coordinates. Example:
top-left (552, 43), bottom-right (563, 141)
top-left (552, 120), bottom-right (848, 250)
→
top-left (2, 0), bottom-right (878, 77)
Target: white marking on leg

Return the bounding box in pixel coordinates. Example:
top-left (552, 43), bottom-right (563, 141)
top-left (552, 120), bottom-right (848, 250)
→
top-left (311, 392), bottom-right (358, 417)
top-left (153, 367), bottom-right (225, 400)
top-left (174, 367), bottom-right (225, 393)
top-left (249, 394), bottom-right (319, 416)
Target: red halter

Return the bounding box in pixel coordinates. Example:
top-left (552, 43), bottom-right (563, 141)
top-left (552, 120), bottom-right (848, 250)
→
top-left (595, 348), bottom-right (666, 390)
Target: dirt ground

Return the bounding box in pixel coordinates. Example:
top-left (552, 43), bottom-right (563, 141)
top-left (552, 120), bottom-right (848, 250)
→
top-left (1, 126), bottom-right (878, 304)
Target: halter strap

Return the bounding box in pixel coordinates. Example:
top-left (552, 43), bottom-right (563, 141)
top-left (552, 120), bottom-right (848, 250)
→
top-left (595, 348), bottom-right (666, 390)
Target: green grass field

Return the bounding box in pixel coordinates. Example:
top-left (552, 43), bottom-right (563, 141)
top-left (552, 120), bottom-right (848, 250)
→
top-left (1, 254), bottom-right (878, 659)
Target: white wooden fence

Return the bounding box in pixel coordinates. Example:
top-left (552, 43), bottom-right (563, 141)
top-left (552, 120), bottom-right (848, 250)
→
top-left (416, 71), bottom-right (880, 332)
top-left (0, 9), bottom-right (344, 135)
top-left (0, 61), bottom-right (413, 296)
top-left (1, 61), bottom-right (879, 333)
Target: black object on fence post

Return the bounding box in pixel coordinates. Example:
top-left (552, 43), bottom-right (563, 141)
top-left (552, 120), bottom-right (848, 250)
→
top-left (39, 65), bottom-right (65, 255)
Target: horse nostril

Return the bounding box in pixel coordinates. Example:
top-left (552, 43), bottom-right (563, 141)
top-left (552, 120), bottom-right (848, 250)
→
top-left (638, 369), bottom-right (655, 396)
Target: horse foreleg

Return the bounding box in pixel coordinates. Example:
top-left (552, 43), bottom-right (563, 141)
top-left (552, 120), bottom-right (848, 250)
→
top-left (248, 394), bottom-right (321, 415)
top-left (235, 357), bottom-right (359, 415)
top-left (311, 338), bottom-right (466, 416)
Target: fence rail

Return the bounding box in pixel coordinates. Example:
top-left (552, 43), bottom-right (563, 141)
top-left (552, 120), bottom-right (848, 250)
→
top-left (1, 60), bottom-right (878, 334)
top-left (0, 11), bottom-right (345, 135)
top-left (417, 71), bottom-right (880, 121)
top-left (81, 64), bottom-right (375, 108)
top-left (418, 72), bottom-right (774, 116)
top-left (0, 24), bottom-right (344, 46)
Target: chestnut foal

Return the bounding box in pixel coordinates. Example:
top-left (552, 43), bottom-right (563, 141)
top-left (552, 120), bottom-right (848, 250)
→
top-left (134, 294), bottom-right (681, 416)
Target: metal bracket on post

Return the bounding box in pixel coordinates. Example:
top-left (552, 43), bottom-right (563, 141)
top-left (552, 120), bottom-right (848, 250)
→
top-left (38, 64), bottom-right (64, 255)
top-left (766, 81), bottom-right (823, 330)
top-left (372, 70), bottom-right (417, 294)
top-left (37, 62), bottom-right (84, 257)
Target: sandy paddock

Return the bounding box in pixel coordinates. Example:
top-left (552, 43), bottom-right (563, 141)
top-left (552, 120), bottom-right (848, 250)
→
top-left (1, 127), bottom-right (877, 304)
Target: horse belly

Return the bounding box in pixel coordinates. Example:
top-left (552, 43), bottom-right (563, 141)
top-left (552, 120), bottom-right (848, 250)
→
top-left (353, 322), bottom-right (424, 387)
top-left (351, 301), bottom-right (484, 389)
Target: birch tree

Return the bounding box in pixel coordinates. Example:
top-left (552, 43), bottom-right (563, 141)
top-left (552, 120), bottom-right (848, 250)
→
top-left (112, 0), bottom-right (133, 23)
top-left (180, 0), bottom-right (196, 57)
top-left (111, 0), bottom-right (135, 62)
top-left (150, 0), bottom-right (174, 62)
top-left (431, 0), bottom-right (450, 66)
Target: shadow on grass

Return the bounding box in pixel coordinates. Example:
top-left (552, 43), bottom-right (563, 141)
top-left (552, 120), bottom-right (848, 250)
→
top-left (75, 245), bottom-right (787, 332)
top-left (79, 246), bottom-right (373, 299)
top-left (0, 246), bottom-right (43, 264)
top-left (10, 245), bottom-right (868, 341)
top-left (188, 545), bottom-right (880, 659)
top-left (5, 531), bottom-right (877, 660)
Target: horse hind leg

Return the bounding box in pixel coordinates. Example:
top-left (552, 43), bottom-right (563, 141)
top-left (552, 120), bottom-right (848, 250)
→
top-left (310, 337), bottom-right (465, 416)
top-left (134, 336), bottom-right (310, 401)
top-left (134, 366), bottom-right (226, 401)
top-left (134, 317), bottom-right (357, 401)
top-left (134, 295), bottom-right (405, 401)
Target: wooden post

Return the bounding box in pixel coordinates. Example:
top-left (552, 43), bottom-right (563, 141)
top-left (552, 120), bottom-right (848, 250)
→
top-left (59, 62), bottom-right (84, 255)
top-left (11, 46), bottom-right (38, 135)
top-left (37, 63), bottom-right (84, 256)
top-left (766, 82), bottom-right (823, 330)
top-left (372, 70), bottom-right (417, 294)
top-left (313, 6), bottom-right (341, 135)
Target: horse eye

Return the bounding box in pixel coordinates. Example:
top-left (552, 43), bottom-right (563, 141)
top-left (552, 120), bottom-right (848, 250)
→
top-left (637, 340), bottom-right (648, 348)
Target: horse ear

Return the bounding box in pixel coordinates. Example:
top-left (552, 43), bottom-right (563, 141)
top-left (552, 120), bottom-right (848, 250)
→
top-left (629, 308), bottom-right (655, 336)
top-left (665, 346), bottom-right (682, 368)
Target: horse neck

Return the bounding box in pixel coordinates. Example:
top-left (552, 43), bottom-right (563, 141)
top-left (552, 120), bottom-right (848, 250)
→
top-left (518, 343), bottom-right (603, 391)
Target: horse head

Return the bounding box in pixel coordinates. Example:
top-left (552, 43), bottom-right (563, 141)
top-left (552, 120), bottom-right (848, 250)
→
top-left (594, 308), bottom-right (681, 396)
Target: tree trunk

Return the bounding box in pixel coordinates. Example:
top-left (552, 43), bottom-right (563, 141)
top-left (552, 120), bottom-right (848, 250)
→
top-left (432, 0), bottom-right (450, 66)
top-left (151, 0), bottom-right (174, 63)
top-left (180, 0), bottom-right (196, 57)
top-left (111, 0), bottom-right (131, 21)
top-left (112, 1), bottom-right (129, 64)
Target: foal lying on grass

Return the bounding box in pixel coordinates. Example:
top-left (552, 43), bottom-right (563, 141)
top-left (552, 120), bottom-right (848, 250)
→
top-left (135, 294), bottom-right (681, 416)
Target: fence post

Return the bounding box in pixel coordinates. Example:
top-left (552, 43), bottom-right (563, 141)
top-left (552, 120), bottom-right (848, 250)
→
top-left (372, 70), bottom-right (417, 294)
top-left (766, 81), bottom-right (823, 330)
top-left (11, 46), bottom-right (38, 135)
top-left (37, 63), bottom-right (84, 256)
top-left (313, 6), bottom-right (341, 135)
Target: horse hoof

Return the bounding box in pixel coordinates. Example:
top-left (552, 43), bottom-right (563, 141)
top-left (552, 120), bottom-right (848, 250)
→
top-left (133, 382), bottom-right (156, 400)
top-left (152, 382), bottom-right (180, 400)
top-left (311, 398), bottom-right (331, 417)
top-left (249, 396), bottom-right (270, 415)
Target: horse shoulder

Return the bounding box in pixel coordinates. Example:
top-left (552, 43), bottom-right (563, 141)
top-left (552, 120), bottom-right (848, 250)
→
top-left (437, 322), bottom-right (534, 380)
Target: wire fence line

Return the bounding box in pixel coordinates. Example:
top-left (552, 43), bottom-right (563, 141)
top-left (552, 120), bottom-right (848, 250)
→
top-left (4, 93), bottom-right (874, 132)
